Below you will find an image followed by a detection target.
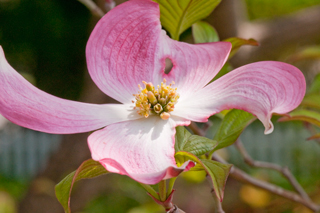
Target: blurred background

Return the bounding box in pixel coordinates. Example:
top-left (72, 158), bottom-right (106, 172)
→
top-left (0, 0), bottom-right (320, 212)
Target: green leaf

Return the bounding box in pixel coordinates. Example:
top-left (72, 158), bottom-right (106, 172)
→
top-left (308, 74), bottom-right (320, 94)
top-left (223, 37), bottom-right (259, 58)
top-left (192, 21), bottom-right (219, 43)
top-left (213, 109), bottom-right (255, 151)
top-left (287, 45), bottom-right (320, 62)
top-left (301, 93), bottom-right (320, 110)
top-left (175, 151), bottom-right (232, 201)
top-left (175, 126), bottom-right (192, 152)
top-left (153, 0), bottom-right (221, 40)
top-left (175, 126), bottom-right (218, 156)
top-left (55, 159), bottom-right (109, 213)
top-left (278, 109), bottom-right (320, 127)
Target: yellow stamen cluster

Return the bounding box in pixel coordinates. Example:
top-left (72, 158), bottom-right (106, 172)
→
top-left (133, 79), bottom-right (179, 120)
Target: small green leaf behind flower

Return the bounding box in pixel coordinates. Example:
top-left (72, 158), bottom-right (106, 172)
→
top-left (175, 151), bottom-right (232, 201)
top-left (55, 159), bottom-right (109, 213)
top-left (223, 37), bottom-right (259, 59)
top-left (153, 0), bottom-right (221, 40)
top-left (192, 21), bottom-right (219, 43)
top-left (212, 109), bottom-right (256, 152)
top-left (286, 45), bottom-right (320, 63)
top-left (278, 109), bottom-right (320, 127)
top-left (175, 126), bottom-right (218, 156)
top-left (307, 74), bottom-right (320, 94)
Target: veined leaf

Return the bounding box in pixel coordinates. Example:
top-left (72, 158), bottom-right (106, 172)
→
top-left (192, 21), bottom-right (219, 43)
top-left (175, 126), bottom-right (192, 152)
top-left (213, 109), bottom-right (255, 152)
top-left (153, 0), bottom-right (221, 40)
top-left (223, 37), bottom-right (259, 58)
top-left (175, 126), bottom-right (218, 156)
top-left (175, 151), bottom-right (232, 201)
top-left (55, 159), bottom-right (109, 213)
top-left (278, 109), bottom-right (320, 127)
top-left (200, 159), bottom-right (232, 202)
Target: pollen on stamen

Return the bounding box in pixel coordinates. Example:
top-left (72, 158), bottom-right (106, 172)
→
top-left (132, 78), bottom-right (179, 120)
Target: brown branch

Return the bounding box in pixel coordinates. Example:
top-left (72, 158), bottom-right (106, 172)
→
top-left (212, 153), bottom-right (320, 212)
top-left (304, 122), bottom-right (320, 145)
top-left (206, 176), bottom-right (225, 213)
top-left (234, 139), bottom-right (312, 202)
top-left (167, 205), bottom-right (186, 213)
top-left (188, 122), bottom-right (206, 136)
top-left (78, 0), bottom-right (105, 18)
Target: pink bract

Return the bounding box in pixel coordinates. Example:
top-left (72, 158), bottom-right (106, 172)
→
top-left (0, 0), bottom-right (305, 184)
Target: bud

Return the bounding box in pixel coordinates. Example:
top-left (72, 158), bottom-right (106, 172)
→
top-left (160, 112), bottom-right (170, 120)
top-left (164, 105), bottom-right (171, 112)
top-left (146, 83), bottom-right (154, 91)
top-left (159, 98), bottom-right (167, 106)
top-left (147, 91), bottom-right (157, 105)
top-left (153, 103), bottom-right (163, 114)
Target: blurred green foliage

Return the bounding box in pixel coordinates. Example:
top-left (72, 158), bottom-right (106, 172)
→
top-left (0, 0), bottom-right (90, 100)
top-left (245, 0), bottom-right (320, 20)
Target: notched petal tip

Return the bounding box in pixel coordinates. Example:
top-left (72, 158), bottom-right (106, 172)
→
top-left (264, 120), bottom-right (274, 135)
top-left (175, 61), bottom-right (305, 135)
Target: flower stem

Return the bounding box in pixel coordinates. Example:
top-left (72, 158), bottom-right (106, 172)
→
top-left (140, 183), bottom-right (160, 200)
top-left (167, 177), bottom-right (177, 197)
top-left (158, 180), bottom-right (167, 201)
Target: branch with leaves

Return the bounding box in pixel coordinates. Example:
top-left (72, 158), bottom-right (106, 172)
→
top-left (189, 119), bottom-right (320, 212)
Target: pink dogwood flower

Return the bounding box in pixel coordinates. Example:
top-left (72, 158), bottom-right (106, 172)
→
top-left (0, 0), bottom-right (305, 184)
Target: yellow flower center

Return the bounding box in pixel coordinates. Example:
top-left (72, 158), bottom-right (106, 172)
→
top-left (133, 79), bottom-right (179, 120)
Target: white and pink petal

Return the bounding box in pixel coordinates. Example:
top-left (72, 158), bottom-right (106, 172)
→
top-left (0, 47), bottom-right (140, 134)
top-left (86, 0), bottom-right (231, 104)
top-left (88, 116), bottom-right (193, 184)
top-left (173, 61), bottom-right (306, 134)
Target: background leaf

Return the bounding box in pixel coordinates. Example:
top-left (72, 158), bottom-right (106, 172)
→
top-left (192, 21), bottom-right (219, 43)
top-left (55, 159), bottom-right (109, 213)
top-left (287, 45), bottom-right (320, 62)
top-left (175, 126), bottom-right (218, 156)
top-left (307, 73), bottom-right (320, 94)
top-left (153, 0), bottom-right (221, 40)
top-left (223, 37), bottom-right (259, 58)
top-left (278, 109), bottom-right (320, 127)
top-left (213, 109), bottom-right (255, 151)
top-left (301, 93), bottom-right (320, 110)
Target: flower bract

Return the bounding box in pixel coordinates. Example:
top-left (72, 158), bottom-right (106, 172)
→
top-left (0, 0), bottom-right (306, 184)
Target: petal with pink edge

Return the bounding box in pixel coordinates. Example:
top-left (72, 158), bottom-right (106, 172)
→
top-left (173, 61), bottom-right (306, 134)
top-left (86, 0), bottom-right (231, 104)
top-left (88, 116), bottom-right (194, 184)
top-left (0, 47), bottom-right (140, 134)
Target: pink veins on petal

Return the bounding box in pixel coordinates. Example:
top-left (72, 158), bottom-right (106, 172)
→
top-left (0, 0), bottom-right (305, 184)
